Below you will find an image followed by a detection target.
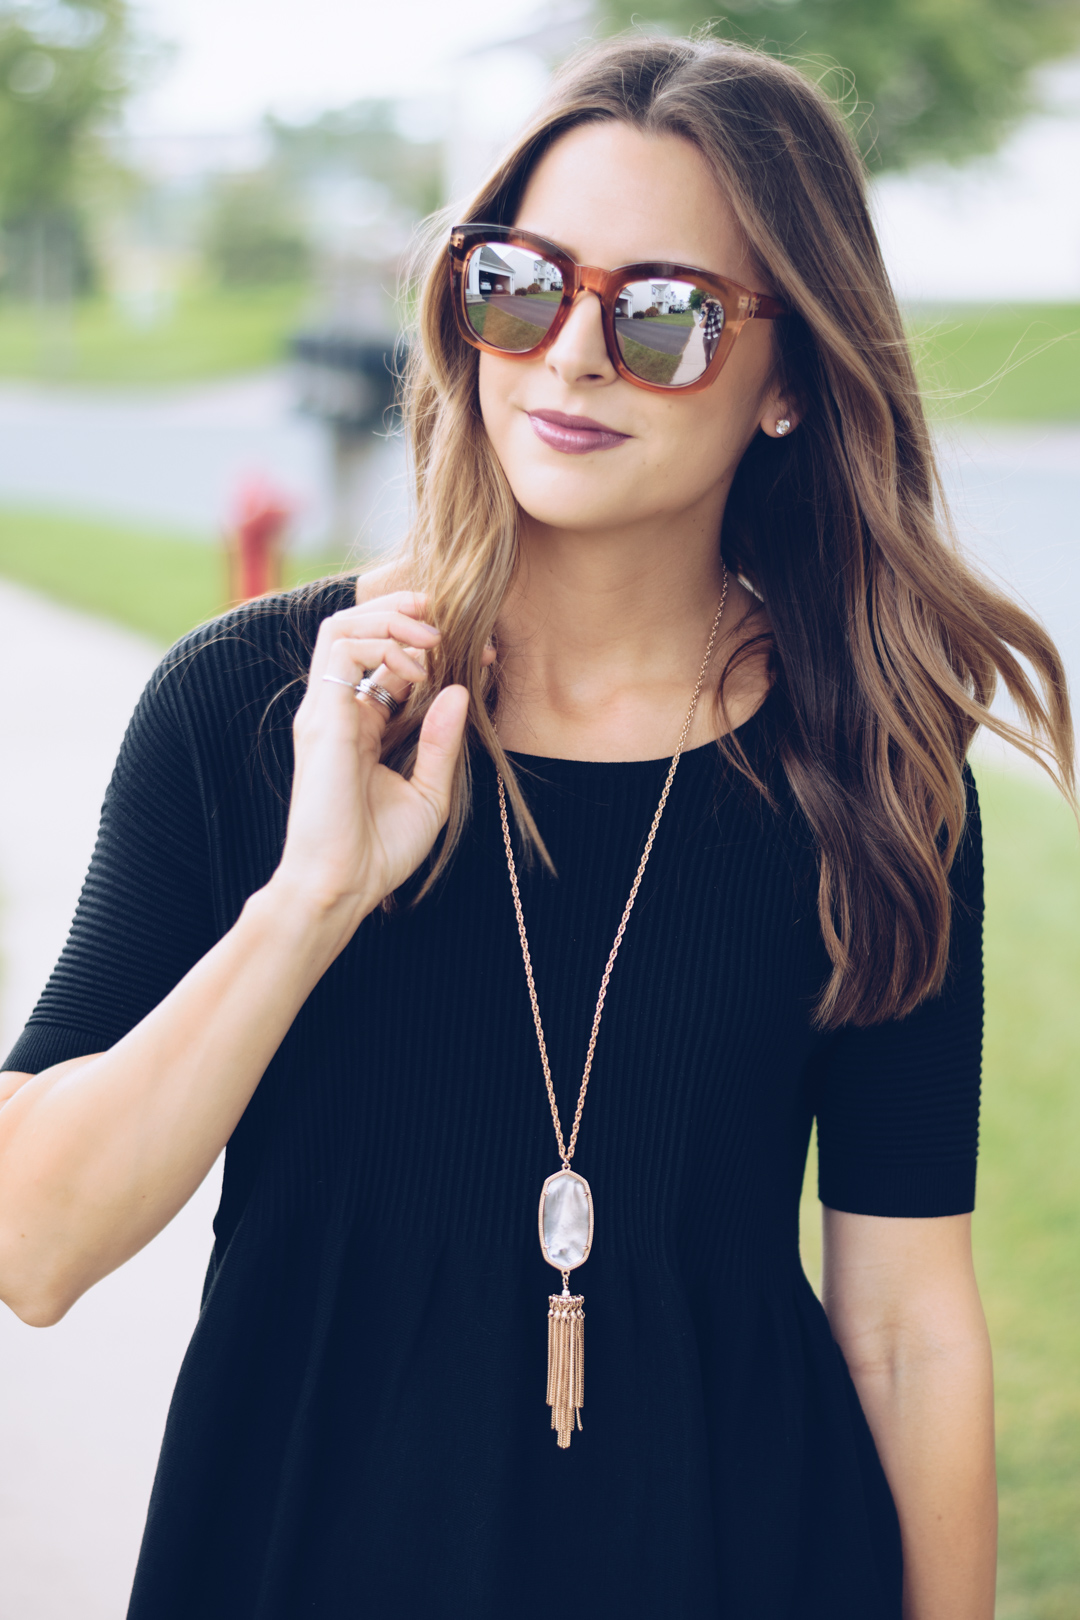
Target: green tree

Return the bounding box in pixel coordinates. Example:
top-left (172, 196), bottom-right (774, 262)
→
top-left (595, 0), bottom-right (1080, 169)
top-left (201, 173), bottom-right (310, 288)
top-left (268, 100), bottom-right (444, 219)
top-left (0, 0), bottom-right (143, 294)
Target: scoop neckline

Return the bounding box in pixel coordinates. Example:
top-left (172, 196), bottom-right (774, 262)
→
top-left (504, 684), bottom-right (774, 769)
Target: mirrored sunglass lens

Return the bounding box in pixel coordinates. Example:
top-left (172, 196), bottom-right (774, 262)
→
top-left (613, 278), bottom-right (724, 386)
top-left (464, 243), bottom-right (563, 351)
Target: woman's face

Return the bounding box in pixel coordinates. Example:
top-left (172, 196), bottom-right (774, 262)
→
top-left (478, 121), bottom-right (790, 542)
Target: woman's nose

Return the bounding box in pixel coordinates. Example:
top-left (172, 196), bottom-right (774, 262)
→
top-left (543, 290), bottom-right (618, 388)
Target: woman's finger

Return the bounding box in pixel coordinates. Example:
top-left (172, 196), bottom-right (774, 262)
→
top-left (321, 637), bottom-right (428, 686)
top-left (408, 686), bottom-right (470, 821)
top-left (346, 609), bottom-right (439, 647)
top-left (354, 654), bottom-right (419, 712)
top-left (341, 589), bottom-right (428, 624)
top-left (308, 599), bottom-right (437, 684)
top-left (307, 649), bottom-right (416, 741)
top-left (312, 612), bottom-right (438, 673)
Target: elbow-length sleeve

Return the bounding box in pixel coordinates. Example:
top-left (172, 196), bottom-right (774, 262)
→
top-left (813, 771), bottom-right (985, 1218)
top-left (2, 650), bottom-right (218, 1075)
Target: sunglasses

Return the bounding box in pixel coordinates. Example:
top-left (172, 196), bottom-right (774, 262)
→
top-left (448, 224), bottom-right (787, 394)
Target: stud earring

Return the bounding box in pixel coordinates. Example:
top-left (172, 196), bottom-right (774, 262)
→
top-left (775, 418), bottom-right (791, 436)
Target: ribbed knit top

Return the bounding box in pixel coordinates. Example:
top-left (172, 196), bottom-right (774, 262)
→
top-left (4, 578), bottom-right (984, 1620)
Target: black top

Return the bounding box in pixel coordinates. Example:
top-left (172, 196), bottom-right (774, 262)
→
top-left (5, 579), bottom-right (984, 1620)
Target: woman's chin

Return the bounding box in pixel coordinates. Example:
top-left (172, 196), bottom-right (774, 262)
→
top-left (516, 494), bottom-right (658, 537)
top-left (506, 468), bottom-right (662, 536)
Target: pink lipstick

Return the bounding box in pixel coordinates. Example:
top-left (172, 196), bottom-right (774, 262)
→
top-left (527, 409), bottom-right (631, 454)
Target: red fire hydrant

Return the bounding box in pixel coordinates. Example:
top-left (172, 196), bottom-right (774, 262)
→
top-left (227, 477), bottom-right (294, 603)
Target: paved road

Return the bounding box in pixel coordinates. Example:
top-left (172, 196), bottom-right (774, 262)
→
top-left (0, 372), bottom-right (408, 553)
top-left (938, 424), bottom-right (1080, 759)
top-left (613, 313), bottom-right (694, 356)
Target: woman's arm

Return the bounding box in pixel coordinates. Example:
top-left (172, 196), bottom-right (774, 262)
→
top-left (0, 594), bottom-right (469, 1328)
top-left (822, 1208), bottom-right (997, 1620)
top-left (0, 885), bottom-right (372, 1326)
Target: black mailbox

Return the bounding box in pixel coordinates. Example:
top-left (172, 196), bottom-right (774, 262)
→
top-left (289, 329), bottom-right (405, 432)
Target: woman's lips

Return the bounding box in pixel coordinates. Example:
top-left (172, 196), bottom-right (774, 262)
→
top-left (527, 409), bottom-right (631, 454)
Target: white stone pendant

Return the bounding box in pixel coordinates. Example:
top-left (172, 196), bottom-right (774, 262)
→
top-left (538, 1169), bottom-right (594, 1272)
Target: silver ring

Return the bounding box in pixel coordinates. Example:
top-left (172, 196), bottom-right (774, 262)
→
top-left (356, 675), bottom-right (400, 715)
top-left (322, 671), bottom-right (400, 715)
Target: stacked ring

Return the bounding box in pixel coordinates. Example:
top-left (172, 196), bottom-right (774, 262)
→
top-left (321, 672), bottom-right (401, 715)
top-left (357, 675), bottom-right (400, 715)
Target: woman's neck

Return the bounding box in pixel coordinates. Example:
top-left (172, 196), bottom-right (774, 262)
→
top-left (494, 516), bottom-right (770, 761)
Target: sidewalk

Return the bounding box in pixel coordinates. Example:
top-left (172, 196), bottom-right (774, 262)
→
top-left (0, 580), bottom-right (220, 1620)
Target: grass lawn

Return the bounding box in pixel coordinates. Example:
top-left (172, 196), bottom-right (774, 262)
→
top-left (0, 285), bottom-right (310, 387)
top-left (801, 767), bottom-right (1080, 1616)
top-left (975, 769), bottom-right (1080, 1619)
top-left (908, 303), bottom-right (1080, 422)
top-left (0, 507), bottom-right (351, 646)
top-left (618, 335), bottom-right (682, 386)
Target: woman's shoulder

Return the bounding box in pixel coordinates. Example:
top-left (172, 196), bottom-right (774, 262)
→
top-left (141, 561), bottom-right (414, 769)
top-left (160, 573), bottom-right (356, 692)
top-left (157, 559), bottom-right (410, 696)
top-left (119, 572), bottom-right (367, 788)
top-left (150, 564), bottom-right (415, 732)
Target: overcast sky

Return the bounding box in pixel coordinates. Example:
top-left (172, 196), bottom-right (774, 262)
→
top-left (129, 0), bottom-right (545, 131)
top-left (128, 1), bottom-right (1080, 301)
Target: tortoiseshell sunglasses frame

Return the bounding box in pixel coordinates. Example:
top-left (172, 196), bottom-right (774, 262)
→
top-left (447, 223), bottom-right (787, 394)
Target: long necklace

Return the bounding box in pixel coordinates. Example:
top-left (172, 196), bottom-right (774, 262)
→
top-left (496, 567), bottom-right (729, 1448)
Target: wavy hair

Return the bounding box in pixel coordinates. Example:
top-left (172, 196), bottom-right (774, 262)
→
top-left (375, 33), bottom-right (1074, 1027)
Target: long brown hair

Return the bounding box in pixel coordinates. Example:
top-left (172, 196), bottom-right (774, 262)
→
top-left (378, 33), bottom-right (1074, 1028)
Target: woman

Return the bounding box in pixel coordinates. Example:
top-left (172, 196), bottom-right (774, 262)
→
top-left (0, 35), bottom-right (1071, 1620)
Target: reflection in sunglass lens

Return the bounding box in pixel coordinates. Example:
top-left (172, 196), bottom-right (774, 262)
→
top-left (613, 277), bottom-right (724, 386)
top-left (464, 242), bottom-right (564, 352)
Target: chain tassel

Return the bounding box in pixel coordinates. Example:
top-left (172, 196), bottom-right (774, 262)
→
top-left (499, 575), bottom-right (729, 1449)
top-left (547, 1289), bottom-right (585, 1447)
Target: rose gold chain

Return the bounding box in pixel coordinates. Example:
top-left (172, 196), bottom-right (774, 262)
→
top-left (497, 567), bottom-right (729, 1171)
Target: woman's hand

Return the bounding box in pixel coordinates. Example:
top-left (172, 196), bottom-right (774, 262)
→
top-left (271, 591), bottom-right (471, 929)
